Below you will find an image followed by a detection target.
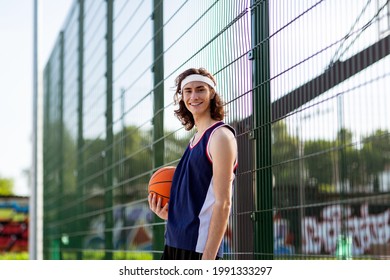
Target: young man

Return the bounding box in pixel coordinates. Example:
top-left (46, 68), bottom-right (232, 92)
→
top-left (148, 67), bottom-right (237, 260)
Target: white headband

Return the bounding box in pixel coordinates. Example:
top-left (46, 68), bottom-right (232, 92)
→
top-left (181, 74), bottom-right (216, 91)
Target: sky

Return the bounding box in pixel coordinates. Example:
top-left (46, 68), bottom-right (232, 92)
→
top-left (0, 0), bottom-right (74, 196)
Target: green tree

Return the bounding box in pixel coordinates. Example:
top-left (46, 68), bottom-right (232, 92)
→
top-left (336, 128), bottom-right (363, 190)
top-left (361, 129), bottom-right (390, 192)
top-left (62, 124), bottom-right (77, 194)
top-left (304, 139), bottom-right (335, 186)
top-left (0, 177), bottom-right (14, 196)
top-left (83, 137), bottom-right (106, 192)
top-left (113, 125), bottom-right (153, 203)
top-left (113, 125), bottom-right (191, 203)
top-left (304, 128), bottom-right (363, 192)
top-left (272, 121), bottom-right (299, 187)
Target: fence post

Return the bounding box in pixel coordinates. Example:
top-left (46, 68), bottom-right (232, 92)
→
top-left (104, 0), bottom-right (114, 260)
top-left (152, 0), bottom-right (165, 259)
top-left (76, 0), bottom-right (85, 260)
top-left (42, 63), bottom-right (50, 259)
top-left (58, 31), bottom-right (65, 260)
top-left (251, 0), bottom-right (274, 260)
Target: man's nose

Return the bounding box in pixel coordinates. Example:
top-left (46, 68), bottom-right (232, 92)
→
top-left (190, 91), bottom-right (198, 99)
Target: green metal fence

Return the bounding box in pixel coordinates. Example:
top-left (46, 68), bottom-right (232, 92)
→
top-left (43, 0), bottom-right (390, 260)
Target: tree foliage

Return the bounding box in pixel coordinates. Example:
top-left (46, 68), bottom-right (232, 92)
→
top-left (361, 129), bottom-right (390, 191)
top-left (272, 120), bottom-right (390, 193)
top-left (272, 121), bottom-right (299, 186)
top-left (55, 125), bottom-right (192, 204)
top-left (304, 139), bottom-right (334, 186)
top-left (0, 177), bottom-right (14, 196)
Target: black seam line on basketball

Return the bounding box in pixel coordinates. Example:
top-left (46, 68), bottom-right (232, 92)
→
top-left (149, 191), bottom-right (169, 199)
top-left (149, 180), bottom-right (173, 186)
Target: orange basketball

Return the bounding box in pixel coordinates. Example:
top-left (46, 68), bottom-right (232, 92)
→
top-left (148, 166), bottom-right (176, 207)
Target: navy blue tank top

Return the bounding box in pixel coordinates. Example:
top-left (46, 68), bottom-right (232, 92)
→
top-left (165, 121), bottom-right (236, 258)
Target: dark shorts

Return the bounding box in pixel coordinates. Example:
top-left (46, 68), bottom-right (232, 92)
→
top-left (161, 245), bottom-right (222, 260)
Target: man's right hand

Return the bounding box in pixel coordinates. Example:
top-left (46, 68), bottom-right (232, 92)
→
top-left (148, 193), bottom-right (169, 220)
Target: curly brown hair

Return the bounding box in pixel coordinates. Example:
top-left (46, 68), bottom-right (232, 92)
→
top-left (174, 68), bottom-right (225, 130)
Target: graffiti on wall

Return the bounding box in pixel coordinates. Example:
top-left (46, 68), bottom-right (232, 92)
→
top-left (84, 204), bottom-right (154, 251)
top-left (85, 203), bottom-right (390, 256)
top-left (84, 204), bottom-right (233, 253)
top-left (302, 204), bottom-right (390, 255)
top-left (274, 204), bottom-right (390, 256)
